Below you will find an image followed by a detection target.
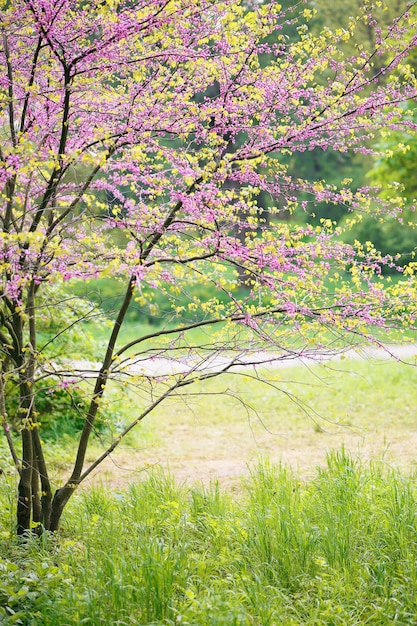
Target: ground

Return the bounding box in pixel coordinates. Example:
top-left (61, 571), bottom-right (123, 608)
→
top-left (76, 345), bottom-right (417, 490)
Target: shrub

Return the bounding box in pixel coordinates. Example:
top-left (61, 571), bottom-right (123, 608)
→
top-left (5, 380), bottom-right (111, 440)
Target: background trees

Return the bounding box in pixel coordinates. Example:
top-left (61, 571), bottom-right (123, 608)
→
top-left (1, 0), bottom-right (417, 533)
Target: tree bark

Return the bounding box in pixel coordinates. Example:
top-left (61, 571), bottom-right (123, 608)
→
top-left (31, 454), bottom-right (42, 532)
top-left (32, 428), bottom-right (52, 529)
top-left (17, 427), bottom-right (33, 535)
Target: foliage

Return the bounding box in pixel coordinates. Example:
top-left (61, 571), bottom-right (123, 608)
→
top-left (310, 0), bottom-right (414, 74)
top-left (1, 455), bottom-right (417, 624)
top-left (369, 102), bottom-right (417, 203)
top-left (345, 101), bottom-right (417, 269)
top-left (5, 378), bottom-right (113, 440)
top-left (0, 556), bottom-right (67, 625)
top-left (1, 0), bottom-right (417, 533)
top-left (342, 211), bottom-right (417, 271)
top-left (72, 274), bottom-right (248, 324)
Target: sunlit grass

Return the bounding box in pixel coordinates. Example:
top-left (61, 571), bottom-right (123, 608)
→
top-left (1, 455), bottom-right (417, 624)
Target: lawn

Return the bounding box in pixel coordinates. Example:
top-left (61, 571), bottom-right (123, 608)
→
top-left (76, 352), bottom-right (417, 488)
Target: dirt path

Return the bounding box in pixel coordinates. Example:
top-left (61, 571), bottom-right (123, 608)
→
top-left (69, 342), bottom-right (417, 378)
top-left (71, 343), bottom-right (417, 490)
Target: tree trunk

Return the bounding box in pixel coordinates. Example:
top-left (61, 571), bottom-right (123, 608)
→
top-left (32, 428), bottom-right (52, 529)
top-left (17, 427), bottom-right (33, 535)
top-left (31, 454), bottom-right (42, 532)
top-left (49, 485), bottom-right (76, 532)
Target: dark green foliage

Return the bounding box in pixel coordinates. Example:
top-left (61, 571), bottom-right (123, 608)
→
top-left (345, 102), bottom-right (417, 270)
top-left (370, 103), bottom-right (417, 204)
top-left (343, 211), bottom-right (417, 271)
top-left (0, 556), bottom-right (67, 625)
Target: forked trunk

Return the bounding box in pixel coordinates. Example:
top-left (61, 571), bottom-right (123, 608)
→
top-left (49, 485), bottom-right (76, 532)
top-left (16, 377), bottom-right (53, 533)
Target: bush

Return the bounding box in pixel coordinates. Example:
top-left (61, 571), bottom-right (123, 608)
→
top-left (5, 379), bottom-right (111, 440)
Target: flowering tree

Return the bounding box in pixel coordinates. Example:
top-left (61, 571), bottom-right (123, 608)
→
top-left (1, 0), bottom-right (417, 533)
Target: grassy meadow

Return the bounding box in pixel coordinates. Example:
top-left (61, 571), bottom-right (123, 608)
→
top-left (2, 353), bottom-right (417, 624)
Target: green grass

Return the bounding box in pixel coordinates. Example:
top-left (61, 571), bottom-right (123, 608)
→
top-left (1, 453), bottom-right (417, 624)
top-left (2, 352), bottom-right (417, 623)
